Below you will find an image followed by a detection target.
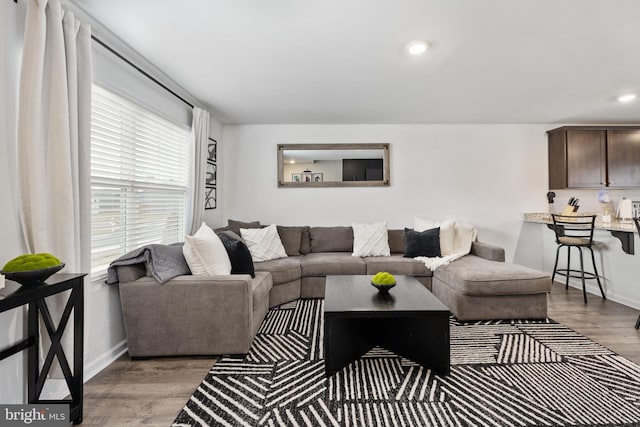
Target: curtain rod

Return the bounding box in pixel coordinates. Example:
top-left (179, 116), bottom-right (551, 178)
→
top-left (9, 0), bottom-right (195, 108)
top-left (91, 36), bottom-right (195, 109)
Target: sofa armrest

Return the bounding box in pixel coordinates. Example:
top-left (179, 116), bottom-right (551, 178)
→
top-left (119, 274), bottom-right (255, 357)
top-left (114, 264), bottom-right (147, 283)
top-left (471, 241), bottom-right (505, 262)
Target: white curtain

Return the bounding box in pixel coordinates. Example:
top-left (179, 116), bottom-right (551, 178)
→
top-left (187, 107), bottom-right (210, 235)
top-left (17, 0), bottom-right (91, 381)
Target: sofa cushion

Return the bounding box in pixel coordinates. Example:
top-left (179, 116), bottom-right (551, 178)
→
top-left (300, 227), bottom-right (311, 254)
top-left (301, 252), bottom-right (366, 276)
top-left (433, 255), bottom-right (551, 296)
top-left (277, 226), bottom-right (306, 256)
top-left (251, 272), bottom-right (273, 309)
top-left (388, 229), bottom-right (405, 254)
top-left (218, 231), bottom-right (255, 277)
top-left (228, 219), bottom-right (261, 235)
top-left (365, 255), bottom-right (433, 276)
top-left (310, 226), bottom-right (353, 252)
top-left (255, 256), bottom-right (302, 285)
top-left (404, 227), bottom-right (441, 258)
top-left (352, 222), bottom-right (390, 257)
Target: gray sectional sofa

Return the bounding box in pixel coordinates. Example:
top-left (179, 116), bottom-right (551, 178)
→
top-left (114, 224), bottom-right (551, 358)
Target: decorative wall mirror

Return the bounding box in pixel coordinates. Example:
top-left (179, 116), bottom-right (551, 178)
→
top-left (277, 143), bottom-right (390, 187)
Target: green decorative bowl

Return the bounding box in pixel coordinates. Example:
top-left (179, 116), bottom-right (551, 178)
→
top-left (371, 281), bottom-right (396, 293)
top-left (1, 263), bottom-right (65, 286)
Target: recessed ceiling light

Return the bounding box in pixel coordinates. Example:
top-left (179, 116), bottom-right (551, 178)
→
top-left (618, 94), bottom-right (637, 103)
top-left (406, 40), bottom-right (430, 56)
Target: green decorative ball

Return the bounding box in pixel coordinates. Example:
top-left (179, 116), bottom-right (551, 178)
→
top-left (2, 253), bottom-right (62, 272)
top-left (372, 271), bottom-right (396, 286)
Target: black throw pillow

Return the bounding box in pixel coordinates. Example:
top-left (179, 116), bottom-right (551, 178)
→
top-left (403, 227), bottom-right (441, 258)
top-left (218, 232), bottom-right (256, 277)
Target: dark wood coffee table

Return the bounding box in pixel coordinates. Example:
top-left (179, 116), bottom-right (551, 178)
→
top-left (324, 275), bottom-right (450, 376)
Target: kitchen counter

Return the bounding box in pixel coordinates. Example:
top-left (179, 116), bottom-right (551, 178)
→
top-left (524, 212), bottom-right (637, 232)
top-left (524, 212), bottom-right (637, 254)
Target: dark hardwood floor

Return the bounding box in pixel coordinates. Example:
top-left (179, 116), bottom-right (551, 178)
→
top-left (81, 283), bottom-right (640, 426)
top-left (82, 356), bottom-right (216, 426)
top-left (547, 282), bottom-right (640, 364)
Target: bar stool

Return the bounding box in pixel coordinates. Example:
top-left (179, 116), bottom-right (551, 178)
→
top-left (551, 214), bottom-right (606, 303)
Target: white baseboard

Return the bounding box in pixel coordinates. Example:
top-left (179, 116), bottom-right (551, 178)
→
top-left (84, 339), bottom-right (128, 383)
top-left (41, 340), bottom-right (128, 400)
top-left (563, 280), bottom-right (640, 310)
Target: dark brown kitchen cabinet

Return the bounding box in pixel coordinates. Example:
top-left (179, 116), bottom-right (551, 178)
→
top-left (607, 130), bottom-right (640, 188)
top-left (547, 126), bottom-right (640, 189)
top-left (566, 130), bottom-right (606, 188)
top-left (547, 129), bottom-right (568, 189)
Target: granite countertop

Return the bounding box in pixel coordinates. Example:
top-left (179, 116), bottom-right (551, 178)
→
top-left (523, 212), bottom-right (637, 233)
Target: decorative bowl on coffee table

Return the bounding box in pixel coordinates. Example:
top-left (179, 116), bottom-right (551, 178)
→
top-left (371, 282), bottom-right (396, 293)
top-left (371, 272), bottom-right (397, 293)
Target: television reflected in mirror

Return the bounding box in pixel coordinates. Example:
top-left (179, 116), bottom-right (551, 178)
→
top-left (277, 143), bottom-right (390, 187)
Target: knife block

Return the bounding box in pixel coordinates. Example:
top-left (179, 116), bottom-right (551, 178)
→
top-left (560, 205), bottom-right (577, 216)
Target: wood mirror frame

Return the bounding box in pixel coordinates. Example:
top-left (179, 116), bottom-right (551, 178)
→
top-left (277, 143), bottom-right (390, 188)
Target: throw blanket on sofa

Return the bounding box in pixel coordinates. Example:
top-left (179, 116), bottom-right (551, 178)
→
top-left (415, 223), bottom-right (478, 271)
top-left (106, 243), bottom-right (190, 285)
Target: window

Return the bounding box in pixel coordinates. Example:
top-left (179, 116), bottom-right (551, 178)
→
top-left (90, 85), bottom-right (190, 285)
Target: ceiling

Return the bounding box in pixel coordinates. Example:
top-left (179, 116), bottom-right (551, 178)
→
top-left (74, 0), bottom-right (640, 125)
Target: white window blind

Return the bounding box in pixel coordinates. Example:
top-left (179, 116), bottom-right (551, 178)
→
top-left (90, 84), bottom-right (190, 285)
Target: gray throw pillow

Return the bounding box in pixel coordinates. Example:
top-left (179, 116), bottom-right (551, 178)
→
top-left (277, 226), bottom-right (304, 256)
top-left (227, 219), bottom-right (261, 235)
top-left (309, 226), bottom-right (354, 252)
top-left (387, 229), bottom-right (405, 254)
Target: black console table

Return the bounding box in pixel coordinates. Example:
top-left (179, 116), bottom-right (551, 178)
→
top-left (0, 273), bottom-right (86, 424)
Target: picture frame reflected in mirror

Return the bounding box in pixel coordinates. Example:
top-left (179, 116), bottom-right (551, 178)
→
top-left (278, 143), bottom-right (390, 188)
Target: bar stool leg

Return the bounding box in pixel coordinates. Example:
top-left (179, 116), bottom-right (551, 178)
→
top-left (636, 314), bottom-right (640, 329)
top-left (565, 246), bottom-right (571, 290)
top-left (588, 247), bottom-right (606, 300)
top-left (578, 247), bottom-right (587, 303)
top-left (552, 245), bottom-right (561, 284)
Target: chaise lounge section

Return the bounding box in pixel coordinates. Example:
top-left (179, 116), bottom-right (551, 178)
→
top-left (432, 252), bottom-right (551, 321)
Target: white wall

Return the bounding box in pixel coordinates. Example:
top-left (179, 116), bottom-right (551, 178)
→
top-left (0, 0), bottom-right (28, 404)
top-left (222, 124), bottom-right (549, 260)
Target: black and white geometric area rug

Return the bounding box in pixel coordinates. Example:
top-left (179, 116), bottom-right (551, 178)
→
top-left (173, 299), bottom-right (640, 427)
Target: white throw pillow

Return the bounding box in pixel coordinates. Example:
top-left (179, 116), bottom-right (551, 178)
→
top-left (183, 222), bottom-right (232, 275)
top-left (414, 217), bottom-right (456, 256)
top-left (352, 222), bottom-right (390, 257)
top-left (240, 224), bottom-right (288, 262)
top-left (453, 222), bottom-right (478, 254)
